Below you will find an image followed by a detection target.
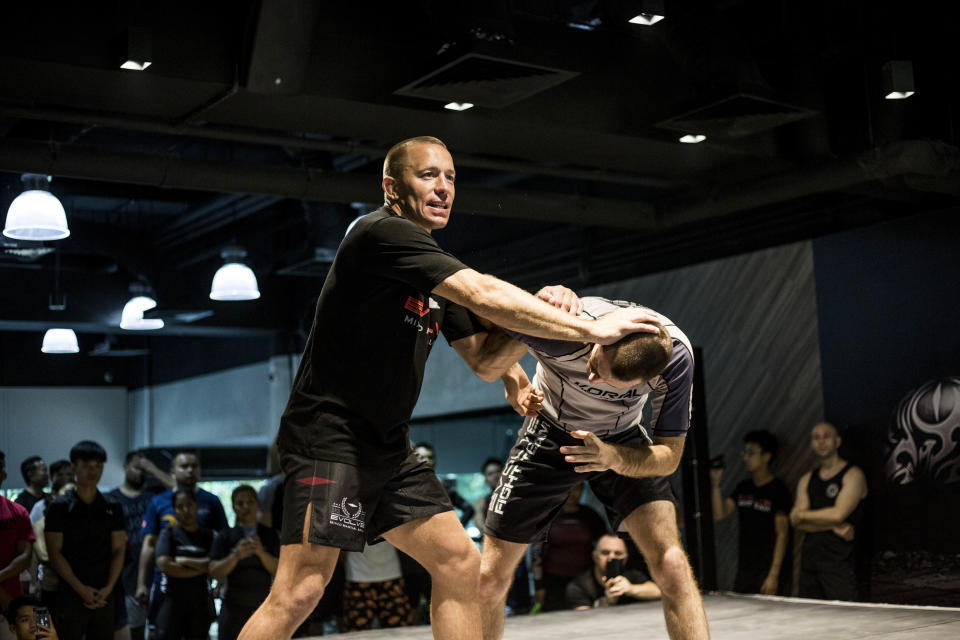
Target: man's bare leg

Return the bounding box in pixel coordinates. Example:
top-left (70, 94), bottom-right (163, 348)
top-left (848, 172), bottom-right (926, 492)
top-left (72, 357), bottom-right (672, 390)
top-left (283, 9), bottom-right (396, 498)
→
top-left (384, 511), bottom-right (482, 640)
top-left (624, 501), bottom-right (709, 640)
top-left (238, 504), bottom-right (340, 640)
top-left (478, 535), bottom-right (529, 640)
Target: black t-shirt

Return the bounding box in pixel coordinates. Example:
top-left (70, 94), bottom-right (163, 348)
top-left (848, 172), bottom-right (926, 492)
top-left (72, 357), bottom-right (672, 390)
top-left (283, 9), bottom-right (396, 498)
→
top-left (210, 524), bottom-right (280, 607)
top-left (44, 490), bottom-right (124, 587)
top-left (156, 525), bottom-right (214, 601)
top-left (731, 477), bottom-right (792, 576)
top-left (14, 491), bottom-right (49, 515)
top-left (276, 207), bottom-right (483, 465)
top-left (565, 567), bottom-right (652, 609)
top-left (105, 486), bottom-right (165, 594)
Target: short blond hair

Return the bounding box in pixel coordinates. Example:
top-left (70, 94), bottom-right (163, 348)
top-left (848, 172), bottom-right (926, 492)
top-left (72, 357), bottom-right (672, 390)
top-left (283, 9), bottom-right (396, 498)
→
top-left (606, 324), bottom-right (673, 382)
top-left (382, 136), bottom-right (448, 180)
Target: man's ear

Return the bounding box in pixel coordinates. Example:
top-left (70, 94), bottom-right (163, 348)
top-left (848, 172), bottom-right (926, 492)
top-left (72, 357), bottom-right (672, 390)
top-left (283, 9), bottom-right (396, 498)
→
top-left (383, 176), bottom-right (397, 200)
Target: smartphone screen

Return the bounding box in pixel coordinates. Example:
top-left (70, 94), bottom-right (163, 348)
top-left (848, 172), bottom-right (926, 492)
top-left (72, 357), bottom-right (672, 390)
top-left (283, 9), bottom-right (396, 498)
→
top-left (34, 606), bottom-right (51, 629)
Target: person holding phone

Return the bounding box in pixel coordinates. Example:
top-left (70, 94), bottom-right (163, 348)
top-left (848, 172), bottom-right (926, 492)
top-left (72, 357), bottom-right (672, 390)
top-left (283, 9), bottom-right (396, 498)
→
top-left (565, 535), bottom-right (660, 610)
top-left (5, 596), bottom-right (58, 640)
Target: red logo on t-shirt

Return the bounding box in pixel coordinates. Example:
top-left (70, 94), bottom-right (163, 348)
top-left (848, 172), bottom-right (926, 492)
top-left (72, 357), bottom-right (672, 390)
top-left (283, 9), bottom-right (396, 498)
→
top-left (404, 296), bottom-right (430, 317)
top-left (296, 476), bottom-right (336, 486)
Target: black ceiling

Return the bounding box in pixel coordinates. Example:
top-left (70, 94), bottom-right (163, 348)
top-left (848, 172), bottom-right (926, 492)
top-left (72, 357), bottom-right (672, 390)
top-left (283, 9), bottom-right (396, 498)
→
top-left (0, 0), bottom-right (958, 386)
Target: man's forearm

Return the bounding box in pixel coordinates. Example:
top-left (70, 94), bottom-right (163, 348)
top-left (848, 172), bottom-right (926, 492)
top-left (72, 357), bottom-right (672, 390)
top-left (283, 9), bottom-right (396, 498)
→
top-left (792, 520), bottom-right (836, 533)
top-left (436, 271), bottom-right (599, 342)
top-left (613, 443), bottom-right (682, 478)
top-left (105, 545), bottom-right (125, 591)
top-left (628, 581), bottom-right (662, 600)
top-left (795, 507), bottom-right (846, 527)
top-left (710, 485), bottom-right (727, 521)
top-left (768, 531), bottom-right (788, 579)
top-left (208, 553), bottom-right (239, 580)
top-left (137, 536), bottom-right (156, 590)
top-left (472, 328), bottom-right (529, 381)
top-left (0, 549), bottom-right (31, 582)
top-left (48, 551), bottom-right (85, 594)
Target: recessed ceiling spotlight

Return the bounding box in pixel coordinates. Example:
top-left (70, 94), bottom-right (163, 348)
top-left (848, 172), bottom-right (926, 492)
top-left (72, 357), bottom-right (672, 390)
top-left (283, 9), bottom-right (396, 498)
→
top-left (628, 1), bottom-right (665, 26)
top-left (120, 60), bottom-right (152, 71)
top-left (118, 27), bottom-right (152, 71)
top-left (444, 102), bottom-right (474, 111)
top-left (679, 134), bottom-right (706, 144)
top-left (882, 60), bottom-right (915, 100)
top-left (629, 13), bottom-right (664, 26)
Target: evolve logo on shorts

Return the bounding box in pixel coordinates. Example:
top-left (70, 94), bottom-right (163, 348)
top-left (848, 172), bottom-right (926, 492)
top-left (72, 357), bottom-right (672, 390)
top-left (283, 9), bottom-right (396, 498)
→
top-left (330, 497), bottom-right (366, 532)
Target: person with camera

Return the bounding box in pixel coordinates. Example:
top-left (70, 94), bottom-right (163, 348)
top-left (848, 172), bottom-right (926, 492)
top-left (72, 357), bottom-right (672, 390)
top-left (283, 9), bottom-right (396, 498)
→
top-left (566, 534), bottom-right (660, 610)
top-left (711, 431), bottom-right (793, 595)
top-left (5, 596), bottom-right (58, 640)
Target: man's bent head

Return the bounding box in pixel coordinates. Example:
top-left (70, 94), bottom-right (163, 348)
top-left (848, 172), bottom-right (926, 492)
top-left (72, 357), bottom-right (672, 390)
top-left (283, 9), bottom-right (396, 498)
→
top-left (586, 324), bottom-right (672, 389)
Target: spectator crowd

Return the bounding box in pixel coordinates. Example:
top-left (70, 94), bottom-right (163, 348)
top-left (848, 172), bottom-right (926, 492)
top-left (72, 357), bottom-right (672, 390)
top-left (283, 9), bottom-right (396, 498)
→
top-left (0, 420), bottom-right (867, 639)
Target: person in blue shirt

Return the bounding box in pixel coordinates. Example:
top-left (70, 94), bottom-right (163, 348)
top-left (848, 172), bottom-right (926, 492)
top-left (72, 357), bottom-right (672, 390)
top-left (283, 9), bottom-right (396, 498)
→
top-left (134, 452), bottom-right (227, 634)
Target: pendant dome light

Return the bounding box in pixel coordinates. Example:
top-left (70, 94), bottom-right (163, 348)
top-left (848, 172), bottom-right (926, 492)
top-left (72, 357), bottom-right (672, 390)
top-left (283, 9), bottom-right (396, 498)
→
top-left (210, 246), bottom-right (260, 301)
top-left (3, 175), bottom-right (70, 241)
top-left (120, 295), bottom-right (164, 330)
top-left (41, 328), bottom-right (79, 354)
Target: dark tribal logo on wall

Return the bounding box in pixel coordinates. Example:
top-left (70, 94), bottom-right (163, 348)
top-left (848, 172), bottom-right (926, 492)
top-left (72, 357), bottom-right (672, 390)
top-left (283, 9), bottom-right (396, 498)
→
top-left (886, 377), bottom-right (960, 485)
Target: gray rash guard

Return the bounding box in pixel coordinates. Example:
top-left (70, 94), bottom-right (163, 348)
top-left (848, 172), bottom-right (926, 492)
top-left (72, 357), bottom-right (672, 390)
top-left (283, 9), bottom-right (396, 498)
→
top-left (505, 297), bottom-right (694, 438)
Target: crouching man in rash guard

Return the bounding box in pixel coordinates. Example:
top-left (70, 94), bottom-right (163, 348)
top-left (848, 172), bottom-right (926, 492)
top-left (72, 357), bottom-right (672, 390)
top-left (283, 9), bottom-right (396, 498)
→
top-left (477, 287), bottom-right (709, 640)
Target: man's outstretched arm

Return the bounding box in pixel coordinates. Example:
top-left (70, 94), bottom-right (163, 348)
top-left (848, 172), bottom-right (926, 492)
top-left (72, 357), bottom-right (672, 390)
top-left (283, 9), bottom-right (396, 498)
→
top-left (434, 269), bottom-right (659, 345)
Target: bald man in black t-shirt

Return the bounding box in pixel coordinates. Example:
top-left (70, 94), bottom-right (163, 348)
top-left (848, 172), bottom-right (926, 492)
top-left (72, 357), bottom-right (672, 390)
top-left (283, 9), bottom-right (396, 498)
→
top-left (238, 136), bottom-right (661, 640)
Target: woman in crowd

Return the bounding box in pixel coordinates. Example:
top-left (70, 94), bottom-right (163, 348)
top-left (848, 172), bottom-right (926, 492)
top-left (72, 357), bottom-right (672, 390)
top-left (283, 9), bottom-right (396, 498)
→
top-left (209, 485), bottom-right (279, 640)
top-left (154, 489), bottom-right (214, 640)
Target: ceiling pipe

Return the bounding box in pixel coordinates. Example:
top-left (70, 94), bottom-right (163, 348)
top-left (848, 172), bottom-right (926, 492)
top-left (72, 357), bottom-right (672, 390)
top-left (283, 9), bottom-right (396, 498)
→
top-left (157, 194), bottom-right (282, 249)
top-left (660, 140), bottom-right (960, 226)
top-left (0, 138), bottom-right (956, 231)
top-left (0, 103), bottom-right (685, 190)
top-left (0, 138), bottom-right (658, 229)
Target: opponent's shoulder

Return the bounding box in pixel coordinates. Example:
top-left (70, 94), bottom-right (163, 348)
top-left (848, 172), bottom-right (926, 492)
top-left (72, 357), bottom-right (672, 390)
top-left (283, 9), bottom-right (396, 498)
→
top-left (580, 296), bottom-right (635, 318)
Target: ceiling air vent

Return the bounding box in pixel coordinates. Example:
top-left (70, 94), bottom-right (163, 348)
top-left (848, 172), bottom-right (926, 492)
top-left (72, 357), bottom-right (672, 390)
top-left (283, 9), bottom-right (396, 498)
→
top-left (656, 93), bottom-right (817, 139)
top-left (395, 54), bottom-right (579, 109)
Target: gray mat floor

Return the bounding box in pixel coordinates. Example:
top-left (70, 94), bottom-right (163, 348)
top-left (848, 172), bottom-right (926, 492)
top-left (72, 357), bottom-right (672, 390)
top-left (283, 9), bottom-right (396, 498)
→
top-left (325, 593), bottom-right (960, 639)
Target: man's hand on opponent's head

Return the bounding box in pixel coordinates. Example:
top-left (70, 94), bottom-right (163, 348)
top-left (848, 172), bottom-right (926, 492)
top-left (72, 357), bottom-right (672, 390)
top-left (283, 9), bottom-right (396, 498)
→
top-left (589, 307), bottom-right (661, 345)
top-left (536, 285), bottom-right (583, 316)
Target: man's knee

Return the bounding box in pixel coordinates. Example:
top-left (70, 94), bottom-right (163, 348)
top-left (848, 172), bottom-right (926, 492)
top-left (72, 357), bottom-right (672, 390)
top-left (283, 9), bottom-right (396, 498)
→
top-left (430, 538), bottom-right (480, 583)
top-left (265, 575), bottom-right (327, 622)
top-left (649, 545), bottom-right (696, 596)
top-left (443, 538), bottom-right (482, 574)
top-left (478, 557), bottom-right (514, 602)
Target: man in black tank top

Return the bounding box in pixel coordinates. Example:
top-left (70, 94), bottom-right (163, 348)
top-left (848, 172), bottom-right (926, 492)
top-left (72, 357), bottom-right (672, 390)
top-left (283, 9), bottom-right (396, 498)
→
top-left (791, 422), bottom-right (868, 600)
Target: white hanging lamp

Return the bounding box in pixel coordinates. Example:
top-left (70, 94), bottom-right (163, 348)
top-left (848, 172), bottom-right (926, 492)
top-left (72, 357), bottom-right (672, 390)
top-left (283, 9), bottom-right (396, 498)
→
top-left (120, 295), bottom-right (164, 330)
top-left (210, 246), bottom-right (260, 301)
top-left (3, 175), bottom-right (70, 241)
top-left (41, 328), bottom-right (79, 354)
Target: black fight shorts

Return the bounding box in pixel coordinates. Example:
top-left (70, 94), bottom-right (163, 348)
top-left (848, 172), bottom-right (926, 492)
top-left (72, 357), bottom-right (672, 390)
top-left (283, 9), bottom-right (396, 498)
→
top-left (484, 414), bottom-right (676, 544)
top-left (279, 448), bottom-right (454, 551)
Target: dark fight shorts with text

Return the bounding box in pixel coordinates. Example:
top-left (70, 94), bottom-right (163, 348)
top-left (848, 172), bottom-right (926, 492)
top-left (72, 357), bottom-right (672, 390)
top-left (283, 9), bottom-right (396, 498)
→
top-left (279, 448), bottom-right (453, 551)
top-left (484, 414), bottom-right (676, 544)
